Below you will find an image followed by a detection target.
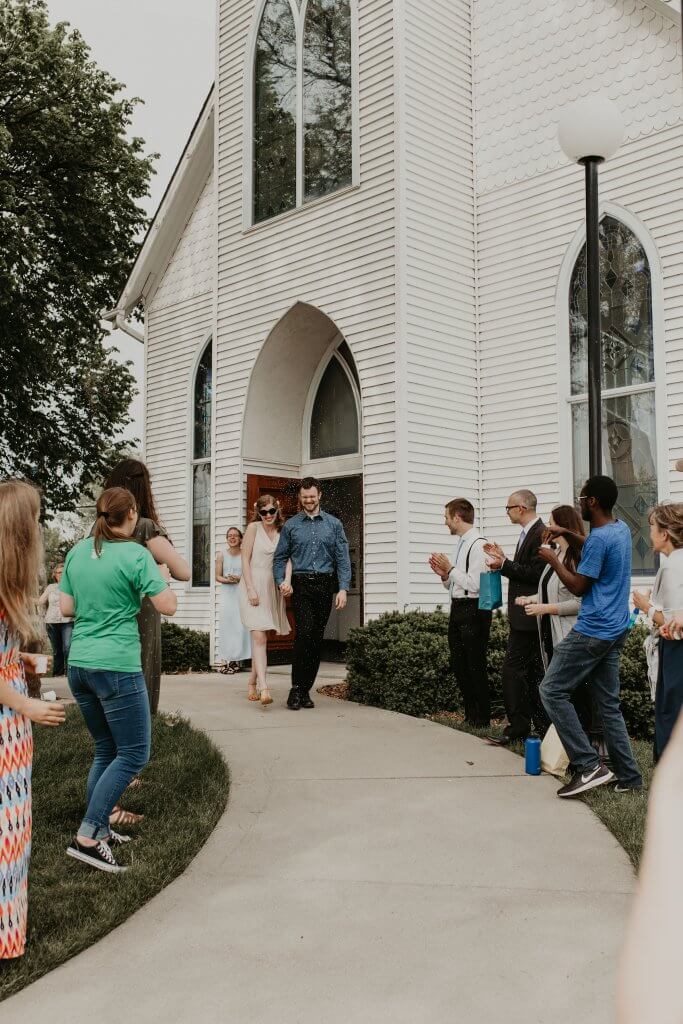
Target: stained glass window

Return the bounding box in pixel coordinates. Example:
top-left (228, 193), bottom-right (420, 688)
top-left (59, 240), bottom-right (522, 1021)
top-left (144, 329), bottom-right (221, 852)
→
top-left (192, 342), bottom-right (212, 586)
top-left (303, 0), bottom-right (352, 202)
top-left (310, 355), bottom-right (359, 459)
top-left (252, 0), bottom-right (353, 223)
top-left (569, 218), bottom-right (658, 575)
top-left (193, 344), bottom-right (212, 460)
top-left (253, 0), bottom-right (298, 223)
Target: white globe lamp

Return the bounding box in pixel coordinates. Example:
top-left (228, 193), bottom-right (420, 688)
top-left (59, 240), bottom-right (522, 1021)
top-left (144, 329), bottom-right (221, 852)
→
top-left (558, 96), bottom-right (626, 164)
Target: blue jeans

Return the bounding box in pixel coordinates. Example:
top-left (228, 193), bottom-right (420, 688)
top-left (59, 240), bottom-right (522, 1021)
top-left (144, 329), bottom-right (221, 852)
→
top-left (68, 667), bottom-right (151, 839)
top-left (47, 622), bottom-right (73, 676)
top-left (540, 629), bottom-right (642, 786)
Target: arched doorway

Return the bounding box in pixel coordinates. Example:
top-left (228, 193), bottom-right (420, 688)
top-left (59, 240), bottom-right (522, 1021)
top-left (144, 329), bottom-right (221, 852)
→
top-left (242, 303), bottom-right (363, 656)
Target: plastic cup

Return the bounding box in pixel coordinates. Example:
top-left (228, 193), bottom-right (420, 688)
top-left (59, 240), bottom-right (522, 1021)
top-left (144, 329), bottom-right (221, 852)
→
top-left (33, 654), bottom-right (48, 675)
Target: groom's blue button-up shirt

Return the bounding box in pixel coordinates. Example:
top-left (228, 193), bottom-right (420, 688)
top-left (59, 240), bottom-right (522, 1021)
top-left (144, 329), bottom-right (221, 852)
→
top-left (273, 511), bottom-right (352, 591)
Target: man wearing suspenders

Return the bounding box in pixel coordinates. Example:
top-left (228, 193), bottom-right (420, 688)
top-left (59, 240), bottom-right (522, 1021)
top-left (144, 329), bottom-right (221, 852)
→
top-left (430, 498), bottom-right (491, 728)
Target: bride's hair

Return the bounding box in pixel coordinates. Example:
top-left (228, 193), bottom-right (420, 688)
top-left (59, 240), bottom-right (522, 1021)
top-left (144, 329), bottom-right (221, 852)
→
top-left (249, 494), bottom-right (285, 531)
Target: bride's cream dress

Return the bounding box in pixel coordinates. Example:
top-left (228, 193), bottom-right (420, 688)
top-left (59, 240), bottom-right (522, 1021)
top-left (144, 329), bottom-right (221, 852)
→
top-left (238, 523), bottom-right (290, 635)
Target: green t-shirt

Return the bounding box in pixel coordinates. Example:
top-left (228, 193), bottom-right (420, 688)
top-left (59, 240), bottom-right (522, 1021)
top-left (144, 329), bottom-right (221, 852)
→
top-left (61, 538), bottom-right (167, 672)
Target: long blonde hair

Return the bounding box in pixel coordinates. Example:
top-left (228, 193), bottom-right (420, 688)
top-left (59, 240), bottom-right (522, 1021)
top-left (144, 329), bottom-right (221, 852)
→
top-left (0, 479), bottom-right (43, 642)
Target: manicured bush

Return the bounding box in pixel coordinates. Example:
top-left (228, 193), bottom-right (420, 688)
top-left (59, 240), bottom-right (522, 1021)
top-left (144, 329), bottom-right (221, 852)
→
top-left (346, 610), bottom-right (457, 718)
top-left (346, 610), bottom-right (654, 739)
top-left (161, 622), bottom-right (211, 673)
top-left (619, 623), bottom-right (654, 741)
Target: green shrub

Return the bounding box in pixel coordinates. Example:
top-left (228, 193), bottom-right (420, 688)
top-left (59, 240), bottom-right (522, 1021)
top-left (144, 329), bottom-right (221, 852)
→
top-left (161, 622), bottom-right (210, 673)
top-left (347, 610), bottom-right (654, 739)
top-left (619, 623), bottom-right (654, 741)
top-left (346, 610), bottom-right (457, 718)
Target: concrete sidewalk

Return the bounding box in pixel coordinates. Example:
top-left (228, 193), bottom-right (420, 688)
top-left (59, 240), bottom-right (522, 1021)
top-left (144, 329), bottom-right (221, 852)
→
top-left (2, 671), bottom-right (634, 1023)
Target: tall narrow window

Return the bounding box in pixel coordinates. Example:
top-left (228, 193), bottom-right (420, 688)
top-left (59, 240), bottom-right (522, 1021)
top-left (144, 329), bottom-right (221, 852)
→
top-left (253, 0), bottom-right (298, 223)
top-left (303, 0), bottom-right (352, 201)
top-left (310, 352), bottom-right (359, 459)
top-left (192, 342), bottom-right (212, 586)
top-left (569, 216), bottom-right (658, 575)
top-left (252, 0), bottom-right (354, 224)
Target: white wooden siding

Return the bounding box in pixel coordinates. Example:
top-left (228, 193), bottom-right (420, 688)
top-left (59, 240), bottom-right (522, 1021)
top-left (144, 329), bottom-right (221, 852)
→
top-left (144, 173), bottom-right (215, 631)
top-left (401, 0), bottom-right (477, 608)
top-left (474, 0), bottom-right (683, 558)
top-left (215, 0), bottom-right (397, 620)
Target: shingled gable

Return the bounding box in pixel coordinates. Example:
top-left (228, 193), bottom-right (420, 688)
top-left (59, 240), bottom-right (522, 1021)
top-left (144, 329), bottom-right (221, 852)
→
top-left (116, 87), bottom-right (215, 318)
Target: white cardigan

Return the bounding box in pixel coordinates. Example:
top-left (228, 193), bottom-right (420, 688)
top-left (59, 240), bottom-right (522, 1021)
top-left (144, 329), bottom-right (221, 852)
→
top-left (648, 548), bottom-right (683, 618)
top-left (536, 564), bottom-right (581, 670)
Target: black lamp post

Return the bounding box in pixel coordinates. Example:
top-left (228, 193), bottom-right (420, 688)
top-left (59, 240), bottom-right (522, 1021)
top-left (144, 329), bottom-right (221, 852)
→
top-left (559, 97), bottom-right (625, 478)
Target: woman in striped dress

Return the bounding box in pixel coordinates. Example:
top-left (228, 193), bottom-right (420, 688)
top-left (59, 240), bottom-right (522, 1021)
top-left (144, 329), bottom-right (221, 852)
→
top-left (0, 479), bottom-right (65, 958)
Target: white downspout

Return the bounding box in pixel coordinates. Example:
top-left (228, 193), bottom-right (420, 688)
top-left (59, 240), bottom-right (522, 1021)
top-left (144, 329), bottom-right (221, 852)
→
top-left (101, 307), bottom-right (144, 344)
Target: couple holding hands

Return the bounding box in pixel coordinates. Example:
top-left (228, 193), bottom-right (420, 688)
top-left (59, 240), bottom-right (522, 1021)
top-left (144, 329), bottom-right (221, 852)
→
top-left (238, 477), bottom-right (351, 710)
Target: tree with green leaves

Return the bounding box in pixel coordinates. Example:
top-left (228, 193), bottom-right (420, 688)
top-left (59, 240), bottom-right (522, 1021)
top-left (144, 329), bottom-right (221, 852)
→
top-left (0, 0), bottom-right (155, 516)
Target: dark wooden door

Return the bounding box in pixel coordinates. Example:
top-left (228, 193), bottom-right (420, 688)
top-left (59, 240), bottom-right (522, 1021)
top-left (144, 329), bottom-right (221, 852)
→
top-left (246, 475), bottom-right (300, 651)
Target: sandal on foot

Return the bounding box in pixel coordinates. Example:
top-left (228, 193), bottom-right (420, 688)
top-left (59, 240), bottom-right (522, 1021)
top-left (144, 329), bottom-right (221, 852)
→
top-left (109, 806), bottom-right (144, 828)
top-left (248, 684), bottom-right (259, 702)
top-left (260, 689), bottom-right (273, 707)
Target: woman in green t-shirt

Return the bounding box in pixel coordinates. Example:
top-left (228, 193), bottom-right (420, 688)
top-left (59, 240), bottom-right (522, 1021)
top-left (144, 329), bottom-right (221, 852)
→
top-left (60, 487), bottom-right (178, 874)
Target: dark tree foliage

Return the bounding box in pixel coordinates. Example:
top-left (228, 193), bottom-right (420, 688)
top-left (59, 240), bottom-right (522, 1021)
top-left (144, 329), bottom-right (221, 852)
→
top-left (0, 0), bottom-right (155, 515)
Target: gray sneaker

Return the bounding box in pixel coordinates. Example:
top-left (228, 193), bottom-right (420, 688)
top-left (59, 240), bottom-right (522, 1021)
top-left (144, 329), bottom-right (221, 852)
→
top-left (557, 763), bottom-right (615, 798)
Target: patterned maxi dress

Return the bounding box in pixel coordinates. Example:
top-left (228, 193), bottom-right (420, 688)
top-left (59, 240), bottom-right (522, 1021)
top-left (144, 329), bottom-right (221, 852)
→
top-left (0, 610), bottom-right (32, 958)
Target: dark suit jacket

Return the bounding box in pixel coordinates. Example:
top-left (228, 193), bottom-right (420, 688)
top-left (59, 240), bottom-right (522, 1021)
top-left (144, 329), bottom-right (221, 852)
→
top-left (500, 519), bottom-right (546, 632)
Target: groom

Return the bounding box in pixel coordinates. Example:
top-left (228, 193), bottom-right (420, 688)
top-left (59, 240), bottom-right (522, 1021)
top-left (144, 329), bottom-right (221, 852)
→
top-left (273, 477), bottom-right (352, 710)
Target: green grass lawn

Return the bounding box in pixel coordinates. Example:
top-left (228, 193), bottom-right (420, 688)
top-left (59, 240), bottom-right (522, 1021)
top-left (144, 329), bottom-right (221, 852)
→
top-left (0, 708), bottom-right (229, 1001)
top-left (431, 714), bottom-right (651, 870)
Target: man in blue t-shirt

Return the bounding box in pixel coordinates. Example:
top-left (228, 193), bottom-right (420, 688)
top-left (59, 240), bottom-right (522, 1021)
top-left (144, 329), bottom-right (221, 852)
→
top-left (538, 475), bottom-right (642, 798)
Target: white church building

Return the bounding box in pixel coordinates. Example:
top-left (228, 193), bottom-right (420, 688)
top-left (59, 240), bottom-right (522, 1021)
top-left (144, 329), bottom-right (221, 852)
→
top-left (115, 0), bottom-right (683, 655)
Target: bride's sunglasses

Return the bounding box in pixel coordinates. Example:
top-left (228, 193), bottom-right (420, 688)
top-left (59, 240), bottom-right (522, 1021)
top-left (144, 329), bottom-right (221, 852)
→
top-left (259, 508), bottom-right (277, 517)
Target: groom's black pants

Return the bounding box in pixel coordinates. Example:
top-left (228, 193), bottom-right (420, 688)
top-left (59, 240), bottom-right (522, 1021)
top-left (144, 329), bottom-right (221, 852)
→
top-left (291, 573), bottom-right (335, 696)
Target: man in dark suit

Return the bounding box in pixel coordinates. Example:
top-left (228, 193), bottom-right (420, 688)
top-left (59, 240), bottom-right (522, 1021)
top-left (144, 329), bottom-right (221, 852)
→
top-left (484, 489), bottom-right (549, 744)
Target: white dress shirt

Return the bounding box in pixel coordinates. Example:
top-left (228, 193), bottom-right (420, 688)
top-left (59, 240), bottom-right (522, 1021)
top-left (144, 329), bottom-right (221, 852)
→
top-left (443, 527), bottom-right (488, 599)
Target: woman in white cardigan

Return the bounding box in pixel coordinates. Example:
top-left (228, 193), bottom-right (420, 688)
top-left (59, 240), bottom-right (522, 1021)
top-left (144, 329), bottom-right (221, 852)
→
top-left (516, 505), bottom-right (590, 736)
top-left (632, 502), bottom-right (683, 761)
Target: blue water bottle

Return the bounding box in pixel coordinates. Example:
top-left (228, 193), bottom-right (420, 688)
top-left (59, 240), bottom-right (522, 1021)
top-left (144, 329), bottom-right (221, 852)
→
top-left (525, 736), bottom-right (542, 776)
top-left (628, 608), bottom-right (640, 630)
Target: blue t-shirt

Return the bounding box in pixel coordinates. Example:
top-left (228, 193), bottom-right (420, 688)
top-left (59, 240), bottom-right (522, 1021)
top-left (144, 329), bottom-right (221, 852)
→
top-left (575, 520), bottom-right (632, 640)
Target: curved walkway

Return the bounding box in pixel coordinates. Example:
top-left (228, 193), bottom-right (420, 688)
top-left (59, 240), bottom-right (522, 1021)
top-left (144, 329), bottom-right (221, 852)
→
top-left (2, 672), bottom-right (634, 1024)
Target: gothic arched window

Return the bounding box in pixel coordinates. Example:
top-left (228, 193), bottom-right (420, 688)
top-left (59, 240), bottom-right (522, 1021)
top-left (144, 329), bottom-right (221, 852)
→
top-left (253, 0), bottom-right (297, 223)
top-left (252, 0), bottom-right (354, 224)
top-left (191, 342), bottom-right (212, 586)
top-left (569, 216), bottom-right (658, 575)
top-left (310, 351), bottom-right (359, 460)
top-left (303, 0), bottom-right (352, 202)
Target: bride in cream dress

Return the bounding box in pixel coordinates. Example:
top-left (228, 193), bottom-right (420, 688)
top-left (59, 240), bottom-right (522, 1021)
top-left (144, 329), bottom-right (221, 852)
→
top-left (238, 495), bottom-right (291, 706)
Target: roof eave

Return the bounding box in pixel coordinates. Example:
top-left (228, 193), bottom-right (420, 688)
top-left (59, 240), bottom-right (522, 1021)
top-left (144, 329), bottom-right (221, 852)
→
top-left (116, 86), bottom-right (215, 317)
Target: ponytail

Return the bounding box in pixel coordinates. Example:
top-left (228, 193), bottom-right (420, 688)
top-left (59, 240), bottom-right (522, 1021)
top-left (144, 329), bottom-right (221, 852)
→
top-left (93, 487), bottom-right (137, 556)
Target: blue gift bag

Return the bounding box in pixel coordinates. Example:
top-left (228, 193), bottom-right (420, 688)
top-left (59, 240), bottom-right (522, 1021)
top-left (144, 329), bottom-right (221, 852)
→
top-left (478, 571), bottom-right (503, 611)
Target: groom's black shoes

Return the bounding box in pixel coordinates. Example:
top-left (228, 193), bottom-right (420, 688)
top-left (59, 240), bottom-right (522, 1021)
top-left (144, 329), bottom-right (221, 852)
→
top-left (300, 693), bottom-right (315, 709)
top-left (287, 688), bottom-right (301, 710)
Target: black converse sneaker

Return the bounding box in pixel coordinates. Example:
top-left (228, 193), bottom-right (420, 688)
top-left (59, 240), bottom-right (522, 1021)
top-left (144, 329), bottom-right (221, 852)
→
top-left (67, 837), bottom-right (128, 873)
top-left (556, 763), bottom-right (615, 798)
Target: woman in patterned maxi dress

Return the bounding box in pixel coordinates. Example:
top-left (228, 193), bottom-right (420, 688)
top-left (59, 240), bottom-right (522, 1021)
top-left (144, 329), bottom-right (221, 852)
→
top-left (0, 479), bottom-right (65, 958)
